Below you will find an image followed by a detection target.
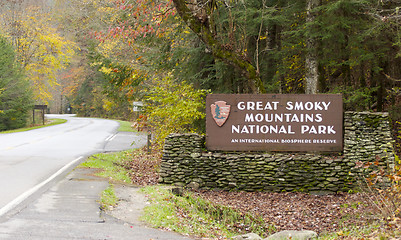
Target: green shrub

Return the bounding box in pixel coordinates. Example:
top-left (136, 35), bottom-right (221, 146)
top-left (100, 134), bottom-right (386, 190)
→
top-left (143, 74), bottom-right (208, 147)
top-left (0, 36), bottom-right (33, 131)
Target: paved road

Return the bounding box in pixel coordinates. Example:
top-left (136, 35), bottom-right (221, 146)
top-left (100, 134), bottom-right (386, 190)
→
top-left (0, 114), bottom-right (119, 214)
top-left (0, 115), bottom-right (192, 239)
top-left (0, 168), bottom-right (191, 240)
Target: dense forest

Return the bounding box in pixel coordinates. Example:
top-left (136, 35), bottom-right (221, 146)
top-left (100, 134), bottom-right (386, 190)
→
top-left (0, 0), bottom-right (401, 138)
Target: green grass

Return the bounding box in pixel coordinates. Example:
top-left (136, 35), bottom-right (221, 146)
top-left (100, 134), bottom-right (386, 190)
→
top-left (79, 150), bottom-right (133, 183)
top-left (0, 117), bottom-right (135, 134)
top-left (100, 184), bottom-right (118, 210)
top-left (81, 149), bottom-right (274, 239)
top-left (0, 118), bottom-right (67, 134)
top-left (140, 185), bottom-right (275, 239)
top-left (81, 148), bottom-right (398, 239)
top-left (318, 224), bottom-right (395, 240)
top-left (80, 150), bottom-right (135, 213)
top-left (117, 120), bottom-right (136, 132)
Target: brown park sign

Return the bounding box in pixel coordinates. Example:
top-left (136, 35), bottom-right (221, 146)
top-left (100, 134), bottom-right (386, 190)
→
top-left (206, 94), bottom-right (343, 152)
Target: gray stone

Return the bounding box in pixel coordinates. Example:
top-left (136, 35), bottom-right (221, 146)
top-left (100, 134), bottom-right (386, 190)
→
top-left (171, 187), bottom-right (184, 196)
top-left (160, 111), bottom-right (395, 193)
top-left (187, 182), bottom-right (200, 190)
top-left (327, 177), bottom-right (339, 182)
top-left (173, 182), bottom-right (185, 187)
top-left (232, 233), bottom-right (262, 240)
top-left (265, 230), bottom-right (318, 240)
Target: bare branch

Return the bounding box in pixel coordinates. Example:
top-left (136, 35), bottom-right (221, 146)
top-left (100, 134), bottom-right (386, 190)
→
top-left (383, 72), bottom-right (401, 82)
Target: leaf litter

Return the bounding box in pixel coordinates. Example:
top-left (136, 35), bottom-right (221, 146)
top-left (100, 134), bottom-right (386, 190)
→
top-left (191, 190), bottom-right (377, 235)
top-left (125, 148), bottom-right (400, 238)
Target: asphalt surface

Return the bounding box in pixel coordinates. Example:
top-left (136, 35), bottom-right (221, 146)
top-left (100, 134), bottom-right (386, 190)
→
top-left (0, 115), bottom-right (192, 240)
top-left (0, 114), bottom-right (120, 212)
top-left (0, 168), bottom-right (192, 240)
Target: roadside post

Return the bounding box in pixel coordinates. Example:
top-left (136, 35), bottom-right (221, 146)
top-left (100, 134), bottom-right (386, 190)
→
top-left (33, 105), bottom-right (47, 125)
top-left (133, 101), bottom-right (151, 153)
top-left (147, 130), bottom-right (152, 154)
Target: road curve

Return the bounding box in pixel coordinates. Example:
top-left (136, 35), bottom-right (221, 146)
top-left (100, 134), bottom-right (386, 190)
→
top-left (0, 115), bottom-right (122, 216)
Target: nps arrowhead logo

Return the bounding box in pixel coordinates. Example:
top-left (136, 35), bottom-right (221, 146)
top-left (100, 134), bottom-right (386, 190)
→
top-left (211, 101), bottom-right (231, 127)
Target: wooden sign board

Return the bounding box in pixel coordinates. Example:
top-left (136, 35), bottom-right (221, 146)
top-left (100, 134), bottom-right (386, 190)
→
top-left (206, 94), bottom-right (343, 152)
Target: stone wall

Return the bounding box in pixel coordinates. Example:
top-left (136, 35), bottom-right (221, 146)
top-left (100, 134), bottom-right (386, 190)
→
top-left (344, 112), bottom-right (395, 168)
top-left (159, 112), bottom-right (395, 192)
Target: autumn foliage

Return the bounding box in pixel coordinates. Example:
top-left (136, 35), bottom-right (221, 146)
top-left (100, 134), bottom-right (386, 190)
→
top-left (0, 2), bottom-right (76, 103)
top-left (90, 0), bottom-right (176, 42)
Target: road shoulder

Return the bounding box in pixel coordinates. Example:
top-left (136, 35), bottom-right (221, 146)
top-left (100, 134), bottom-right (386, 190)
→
top-left (106, 184), bottom-right (149, 226)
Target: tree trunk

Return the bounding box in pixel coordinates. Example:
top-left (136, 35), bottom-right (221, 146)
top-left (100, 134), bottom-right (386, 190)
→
top-left (172, 0), bottom-right (266, 93)
top-left (318, 62), bottom-right (326, 92)
top-left (305, 0), bottom-right (320, 94)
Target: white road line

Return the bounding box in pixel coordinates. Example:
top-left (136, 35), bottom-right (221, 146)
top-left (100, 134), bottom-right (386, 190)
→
top-left (105, 133), bottom-right (117, 142)
top-left (0, 156), bottom-right (84, 218)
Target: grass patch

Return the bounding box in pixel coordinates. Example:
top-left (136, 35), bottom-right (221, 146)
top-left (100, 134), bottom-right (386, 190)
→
top-left (82, 148), bottom-right (275, 239)
top-left (81, 150), bottom-right (134, 213)
top-left (79, 150), bottom-right (133, 183)
top-left (140, 185), bottom-right (275, 239)
top-left (80, 150), bottom-right (138, 216)
top-left (80, 147), bottom-right (399, 239)
top-left (100, 184), bottom-right (118, 210)
top-left (0, 118), bottom-right (67, 134)
top-left (318, 223), bottom-right (400, 240)
top-left (117, 120), bottom-right (136, 132)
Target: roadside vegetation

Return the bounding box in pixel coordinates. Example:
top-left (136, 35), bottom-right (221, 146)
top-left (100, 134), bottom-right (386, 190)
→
top-left (99, 184), bottom-right (118, 211)
top-left (79, 151), bottom-right (133, 183)
top-left (80, 146), bottom-right (401, 239)
top-left (0, 118), bottom-right (67, 134)
top-left (0, 118), bottom-right (131, 134)
top-left (80, 147), bottom-right (273, 238)
top-left (116, 120), bottom-right (136, 132)
top-left (141, 186), bottom-right (273, 239)
top-left (0, 36), bottom-right (33, 131)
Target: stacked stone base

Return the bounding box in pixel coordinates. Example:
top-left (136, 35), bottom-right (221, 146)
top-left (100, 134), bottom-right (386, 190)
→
top-left (160, 112), bottom-right (395, 192)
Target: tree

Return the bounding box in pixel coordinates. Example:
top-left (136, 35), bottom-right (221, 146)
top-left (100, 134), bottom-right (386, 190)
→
top-left (0, 35), bottom-right (33, 131)
top-left (171, 0), bottom-right (266, 93)
top-left (56, 0), bottom-right (401, 116)
top-left (305, 0), bottom-right (321, 94)
top-left (312, 0), bottom-right (401, 110)
top-left (143, 73), bottom-right (208, 146)
top-left (0, 1), bottom-right (76, 103)
top-left (88, 0), bottom-right (271, 93)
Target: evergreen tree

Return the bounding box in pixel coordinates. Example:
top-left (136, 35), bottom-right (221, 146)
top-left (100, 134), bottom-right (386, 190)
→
top-left (57, 0), bottom-right (401, 114)
top-left (0, 35), bottom-right (33, 131)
